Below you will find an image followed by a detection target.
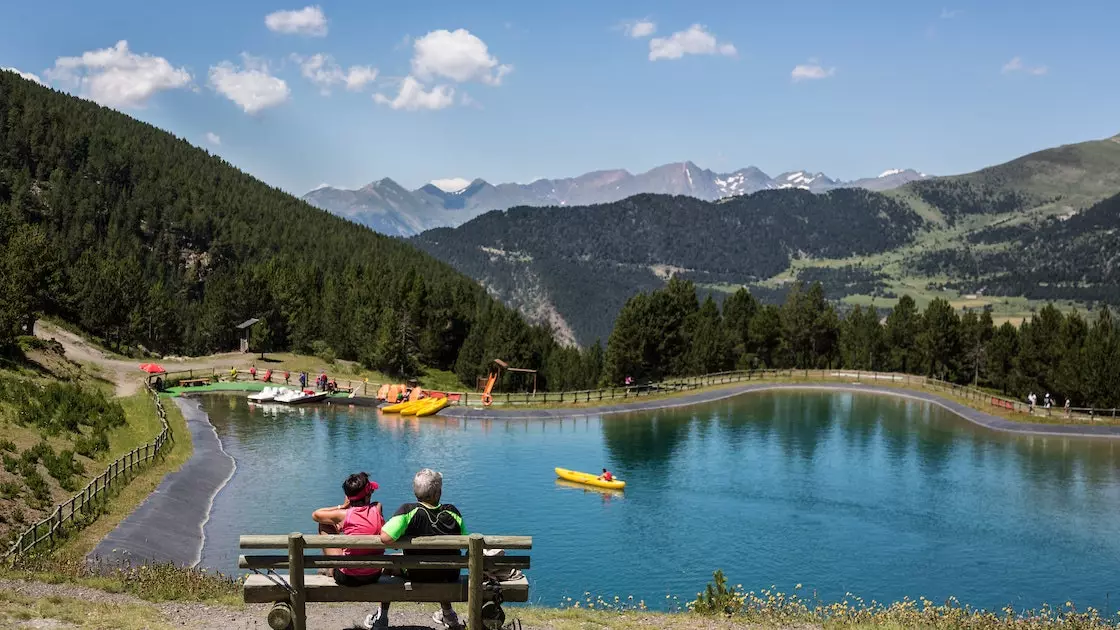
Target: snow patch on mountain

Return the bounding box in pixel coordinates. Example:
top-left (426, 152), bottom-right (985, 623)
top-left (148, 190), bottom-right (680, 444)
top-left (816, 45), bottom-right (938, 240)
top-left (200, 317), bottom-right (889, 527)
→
top-left (430, 177), bottom-right (471, 193)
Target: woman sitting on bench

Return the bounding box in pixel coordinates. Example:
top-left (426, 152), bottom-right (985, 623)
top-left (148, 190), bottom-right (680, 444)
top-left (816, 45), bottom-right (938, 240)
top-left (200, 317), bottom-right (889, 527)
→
top-left (311, 472), bottom-right (384, 586)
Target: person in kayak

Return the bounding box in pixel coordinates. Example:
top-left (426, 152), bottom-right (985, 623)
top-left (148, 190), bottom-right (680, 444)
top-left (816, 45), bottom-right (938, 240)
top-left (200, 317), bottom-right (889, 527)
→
top-left (311, 472), bottom-right (384, 586)
top-left (599, 468), bottom-right (614, 482)
top-left (365, 468), bottom-right (466, 630)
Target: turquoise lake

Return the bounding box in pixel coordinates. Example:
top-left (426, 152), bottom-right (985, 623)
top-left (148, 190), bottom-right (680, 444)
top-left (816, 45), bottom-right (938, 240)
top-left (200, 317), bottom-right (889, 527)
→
top-left (198, 391), bottom-right (1120, 612)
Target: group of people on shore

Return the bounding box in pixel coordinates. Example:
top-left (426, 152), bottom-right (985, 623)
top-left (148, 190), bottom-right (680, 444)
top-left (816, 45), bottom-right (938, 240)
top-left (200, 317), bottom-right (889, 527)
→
top-left (311, 468), bottom-right (470, 630)
top-left (1027, 391), bottom-right (1072, 416)
top-left (233, 366), bottom-right (339, 392)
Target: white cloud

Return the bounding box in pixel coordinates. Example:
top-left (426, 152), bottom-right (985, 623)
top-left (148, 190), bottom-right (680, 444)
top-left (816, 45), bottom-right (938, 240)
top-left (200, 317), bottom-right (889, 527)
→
top-left (205, 131), bottom-right (221, 146)
top-left (44, 40), bottom-right (191, 108)
top-left (940, 8), bottom-right (962, 18)
top-left (411, 29), bottom-right (512, 85)
top-left (373, 76), bottom-right (454, 111)
top-left (208, 54), bottom-right (290, 114)
top-left (430, 177), bottom-right (471, 192)
top-left (624, 20), bottom-right (657, 38)
top-left (265, 5), bottom-right (327, 36)
top-left (1002, 56), bottom-right (1047, 75)
top-left (791, 60), bottom-right (836, 82)
top-left (3, 67), bottom-right (45, 85)
top-left (292, 53), bottom-right (378, 94)
top-left (648, 24), bottom-right (736, 61)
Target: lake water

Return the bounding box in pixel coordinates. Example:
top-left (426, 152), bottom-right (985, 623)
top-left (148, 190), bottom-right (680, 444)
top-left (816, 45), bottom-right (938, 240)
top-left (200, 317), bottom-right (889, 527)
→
top-left (199, 391), bottom-right (1120, 612)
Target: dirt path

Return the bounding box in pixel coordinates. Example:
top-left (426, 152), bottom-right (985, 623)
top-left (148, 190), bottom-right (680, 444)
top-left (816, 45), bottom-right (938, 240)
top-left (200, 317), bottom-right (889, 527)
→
top-left (33, 321), bottom-right (251, 397)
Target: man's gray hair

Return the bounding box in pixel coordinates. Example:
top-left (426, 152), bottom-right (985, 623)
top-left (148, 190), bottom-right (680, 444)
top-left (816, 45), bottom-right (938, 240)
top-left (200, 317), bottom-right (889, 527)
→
top-left (413, 468), bottom-right (443, 504)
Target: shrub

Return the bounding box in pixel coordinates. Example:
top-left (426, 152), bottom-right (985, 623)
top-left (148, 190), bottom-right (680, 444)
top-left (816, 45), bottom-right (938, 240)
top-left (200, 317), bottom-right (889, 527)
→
top-left (74, 430), bottom-right (109, 458)
top-left (2, 453), bottom-right (18, 473)
top-left (312, 340), bottom-right (337, 365)
top-left (44, 449), bottom-right (84, 490)
top-left (0, 480), bottom-right (22, 499)
top-left (0, 439), bottom-right (16, 452)
top-left (690, 570), bottom-right (745, 616)
top-left (22, 468), bottom-right (51, 506)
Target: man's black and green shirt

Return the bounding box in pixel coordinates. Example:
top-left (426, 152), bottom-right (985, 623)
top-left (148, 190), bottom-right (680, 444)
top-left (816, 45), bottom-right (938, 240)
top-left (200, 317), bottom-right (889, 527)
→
top-left (383, 502), bottom-right (467, 583)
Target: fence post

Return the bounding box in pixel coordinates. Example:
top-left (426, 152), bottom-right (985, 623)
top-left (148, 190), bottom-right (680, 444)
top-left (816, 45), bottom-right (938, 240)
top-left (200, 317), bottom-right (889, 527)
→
top-left (468, 533), bottom-right (484, 630)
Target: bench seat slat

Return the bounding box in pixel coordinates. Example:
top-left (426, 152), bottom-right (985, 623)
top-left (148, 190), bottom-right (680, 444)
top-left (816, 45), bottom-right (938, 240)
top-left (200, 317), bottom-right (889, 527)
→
top-left (239, 554), bottom-right (530, 571)
top-left (243, 574), bottom-right (529, 604)
top-left (240, 534), bottom-right (532, 550)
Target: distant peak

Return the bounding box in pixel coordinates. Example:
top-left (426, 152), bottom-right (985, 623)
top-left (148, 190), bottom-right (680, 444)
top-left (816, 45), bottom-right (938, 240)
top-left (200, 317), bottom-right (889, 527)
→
top-left (878, 168), bottom-right (904, 178)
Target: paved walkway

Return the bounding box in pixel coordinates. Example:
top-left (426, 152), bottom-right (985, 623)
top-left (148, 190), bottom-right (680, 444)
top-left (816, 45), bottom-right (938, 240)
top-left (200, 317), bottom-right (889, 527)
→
top-left (443, 382), bottom-right (1120, 439)
top-left (89, 397), bottom-right (236, 567)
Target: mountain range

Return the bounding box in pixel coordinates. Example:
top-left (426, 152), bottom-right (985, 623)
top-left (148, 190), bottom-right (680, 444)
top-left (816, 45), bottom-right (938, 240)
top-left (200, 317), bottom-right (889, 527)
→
top-left (302, 163), bottom-right (929, 236)
top-left (411, 133), bottom-right (1120, 347)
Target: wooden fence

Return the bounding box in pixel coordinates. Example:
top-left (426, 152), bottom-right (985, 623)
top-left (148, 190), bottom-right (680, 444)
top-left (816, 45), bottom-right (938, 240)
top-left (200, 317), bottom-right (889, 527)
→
top-left (4, 382), bottom-right (172, 560)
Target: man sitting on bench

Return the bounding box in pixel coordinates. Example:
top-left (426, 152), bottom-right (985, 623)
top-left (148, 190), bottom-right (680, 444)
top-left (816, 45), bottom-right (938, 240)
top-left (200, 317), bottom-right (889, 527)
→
top-left (367, 468), bottom-right (466, 630)
top-left (310, 472), bottom-right (384, 587)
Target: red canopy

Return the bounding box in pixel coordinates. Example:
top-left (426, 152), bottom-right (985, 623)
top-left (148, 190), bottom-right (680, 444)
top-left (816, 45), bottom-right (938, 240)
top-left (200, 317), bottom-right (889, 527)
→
top-left (138, 363), bottom-right (166, 374)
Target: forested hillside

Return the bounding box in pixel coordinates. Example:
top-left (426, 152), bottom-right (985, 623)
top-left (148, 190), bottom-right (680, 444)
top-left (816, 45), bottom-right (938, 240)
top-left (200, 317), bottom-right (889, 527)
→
top-left (414, 189), bottom-right (920, 345)
top-left (916, 191), bottom-right (1120, 304)
top-left (0, 72), bottom-right (599, 390)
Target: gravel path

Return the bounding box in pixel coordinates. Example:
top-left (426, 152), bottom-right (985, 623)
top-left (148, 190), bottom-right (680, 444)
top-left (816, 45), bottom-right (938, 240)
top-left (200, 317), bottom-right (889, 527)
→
top-left (443, 381), bottom-right (1120, 439)
top-left (1, 577), bottom-right (466, 628)
top-left (0, 577), bottom-right (770, 629)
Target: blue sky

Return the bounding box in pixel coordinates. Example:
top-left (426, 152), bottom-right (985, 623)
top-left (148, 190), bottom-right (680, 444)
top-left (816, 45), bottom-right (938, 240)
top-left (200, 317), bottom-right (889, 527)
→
top-left (1, 1), bottom-right (1117, 194)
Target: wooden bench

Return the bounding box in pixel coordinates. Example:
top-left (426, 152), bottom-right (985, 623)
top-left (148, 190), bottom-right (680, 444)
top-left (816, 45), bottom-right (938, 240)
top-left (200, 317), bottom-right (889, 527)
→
top-left (178, 378), bottom-right (209, 387)
top-left (240, 533), bottom-right (532, 630)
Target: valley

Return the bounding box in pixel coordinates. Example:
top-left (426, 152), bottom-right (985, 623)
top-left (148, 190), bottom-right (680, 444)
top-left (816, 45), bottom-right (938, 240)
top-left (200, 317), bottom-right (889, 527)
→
top-left (411, 133), bottom-right (1120, 347)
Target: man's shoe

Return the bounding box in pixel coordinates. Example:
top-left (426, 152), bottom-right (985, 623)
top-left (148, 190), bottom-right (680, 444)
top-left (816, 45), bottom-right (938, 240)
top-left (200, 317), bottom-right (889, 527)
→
top-left (360, 608), bottom-right (389, 629)
top-left (433, 609), bottom-right (463, 629)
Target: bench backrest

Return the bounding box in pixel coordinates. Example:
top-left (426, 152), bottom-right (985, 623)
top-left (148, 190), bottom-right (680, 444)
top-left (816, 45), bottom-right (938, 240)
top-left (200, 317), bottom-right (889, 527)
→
top-left (239, 533), bottom-right (532, 572)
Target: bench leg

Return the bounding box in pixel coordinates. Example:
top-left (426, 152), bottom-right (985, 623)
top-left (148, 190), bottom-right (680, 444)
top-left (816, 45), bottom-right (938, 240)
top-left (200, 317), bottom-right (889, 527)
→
top-left (268, 602), bottom-right (293, 630)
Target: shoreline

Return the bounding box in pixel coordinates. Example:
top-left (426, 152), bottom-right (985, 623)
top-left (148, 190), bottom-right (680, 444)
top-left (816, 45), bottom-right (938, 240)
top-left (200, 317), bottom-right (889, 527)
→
top-left (170, 381), bottom-right (1120, 439)
top-left (440, 382), bottom-right (1120, 439)
top-left (89, 397), bottom-right (236, 567)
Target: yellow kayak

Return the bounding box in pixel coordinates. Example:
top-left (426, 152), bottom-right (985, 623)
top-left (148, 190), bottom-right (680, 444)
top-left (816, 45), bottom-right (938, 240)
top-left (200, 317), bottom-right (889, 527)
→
top-left (398, 399), bottom-right (430, 416)
top-left (415, 398), bottom-right (450, 417)
top-left (381, 400), bottom-right (412, 413)
top-left (555, 467), bottom-right (625, 490)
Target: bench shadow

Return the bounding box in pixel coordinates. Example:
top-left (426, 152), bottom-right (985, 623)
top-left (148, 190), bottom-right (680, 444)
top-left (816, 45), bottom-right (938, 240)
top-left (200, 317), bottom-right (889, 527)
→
top-left (341, 626), bottom-right (430, 630)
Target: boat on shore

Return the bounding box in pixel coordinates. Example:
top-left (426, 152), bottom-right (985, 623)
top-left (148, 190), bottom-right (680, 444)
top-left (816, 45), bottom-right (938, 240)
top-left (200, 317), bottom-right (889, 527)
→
top-left (275, 389), bottom-right (329, 404)
top-left (415, 397), bottom-right (450, 417)
top-left (554, 467), bottom-right (626, 490)
top-left (248, 386), bottom-right (286, 402)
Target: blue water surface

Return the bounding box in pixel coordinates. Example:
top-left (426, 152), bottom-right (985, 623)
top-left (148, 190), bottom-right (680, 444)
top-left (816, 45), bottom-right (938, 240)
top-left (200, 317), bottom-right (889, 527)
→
top-left (199, 391), bottom-right (1120, 612)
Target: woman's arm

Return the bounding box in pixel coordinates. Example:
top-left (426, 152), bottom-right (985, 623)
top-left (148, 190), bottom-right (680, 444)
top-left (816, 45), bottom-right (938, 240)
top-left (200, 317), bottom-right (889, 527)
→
top-left (311, 504), bottom-right (347, 525)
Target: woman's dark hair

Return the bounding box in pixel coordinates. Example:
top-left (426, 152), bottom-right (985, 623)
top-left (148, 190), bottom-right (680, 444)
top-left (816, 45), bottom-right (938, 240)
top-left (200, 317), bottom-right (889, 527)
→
top-left (343, 471), bottom-right (370, 504)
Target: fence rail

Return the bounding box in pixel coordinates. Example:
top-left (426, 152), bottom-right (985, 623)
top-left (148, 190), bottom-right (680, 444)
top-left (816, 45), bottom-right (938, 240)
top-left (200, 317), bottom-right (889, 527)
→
top-left (4, 383), bottom-right (172, 560)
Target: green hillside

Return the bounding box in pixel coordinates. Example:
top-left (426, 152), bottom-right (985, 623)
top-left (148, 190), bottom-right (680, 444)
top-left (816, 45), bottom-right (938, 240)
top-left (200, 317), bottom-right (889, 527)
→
top-left (413, 189), bottom-right (920, 345)
top-left (414, 134), bottom-right (1120, 344)
top-left (0, 71), bottom-right (599, 390)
